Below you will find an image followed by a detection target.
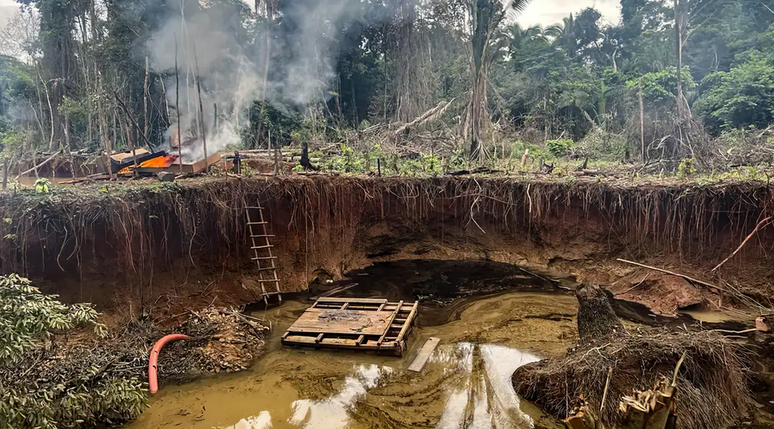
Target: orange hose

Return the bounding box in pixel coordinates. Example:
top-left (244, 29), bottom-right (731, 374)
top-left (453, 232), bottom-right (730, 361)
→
top-left (148, 334), bottom-right (191, 394)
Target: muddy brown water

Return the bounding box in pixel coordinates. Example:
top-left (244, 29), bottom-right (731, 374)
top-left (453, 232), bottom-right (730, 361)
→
top-left (127, 260), bottom-right (748, 429)
top-left (128, 291), bottom-right (576, 429)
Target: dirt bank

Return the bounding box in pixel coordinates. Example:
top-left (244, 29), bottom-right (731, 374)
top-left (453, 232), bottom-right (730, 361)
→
top-left (1, 175), bottom-right (772, 316)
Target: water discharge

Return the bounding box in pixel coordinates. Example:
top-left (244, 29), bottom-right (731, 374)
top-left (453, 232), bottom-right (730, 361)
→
top-left (128, 291), bottom-right (575, 429)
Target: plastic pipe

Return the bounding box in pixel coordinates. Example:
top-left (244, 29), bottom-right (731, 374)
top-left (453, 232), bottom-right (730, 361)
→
top-left (148, 334), bottom-right (191, 394)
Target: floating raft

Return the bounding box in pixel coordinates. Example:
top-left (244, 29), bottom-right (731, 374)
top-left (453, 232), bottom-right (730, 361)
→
top-left (281, 298), bottom-right (418, 356)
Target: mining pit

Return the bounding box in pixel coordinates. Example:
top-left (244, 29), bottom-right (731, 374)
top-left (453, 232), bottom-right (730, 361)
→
top-left (3, 175), bottom-right (774, 428)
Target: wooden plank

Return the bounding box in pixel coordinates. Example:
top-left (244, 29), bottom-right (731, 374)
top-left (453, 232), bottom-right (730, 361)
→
top-left (287, 309), bottom-right (393, 335)
top-left (282, 335), bottom-right (402, 353)
top-left (315, 333), bottom-right (324, 343)
top-left (395, 302), bottom-right (419, 343)
top-left (408, 337), bottom-right (441, 372)
top-left (356, 335), bottom-right (365, 346)
top-left (309, 284), bottom-right (358, 300)
top-left (316, 297), bottom-right (388, 304)
top-left (378, 300), bottom-right (403, 346)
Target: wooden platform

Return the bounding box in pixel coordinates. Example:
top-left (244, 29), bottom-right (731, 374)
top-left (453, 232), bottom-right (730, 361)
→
top-left (281, 298), bottom-right (418, 356)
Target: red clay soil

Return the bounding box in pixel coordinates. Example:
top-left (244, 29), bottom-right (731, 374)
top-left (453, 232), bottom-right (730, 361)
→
top-left (0, 175), bottom-right (772, 318)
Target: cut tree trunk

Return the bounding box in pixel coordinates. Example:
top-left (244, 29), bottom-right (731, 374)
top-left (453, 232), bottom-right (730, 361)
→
top-left (575, 283), bottom-right (626, 344)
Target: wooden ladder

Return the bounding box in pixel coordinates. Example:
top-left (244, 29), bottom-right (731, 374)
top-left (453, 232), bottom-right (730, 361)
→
top-left (246, 202), bottom-right (282, 305)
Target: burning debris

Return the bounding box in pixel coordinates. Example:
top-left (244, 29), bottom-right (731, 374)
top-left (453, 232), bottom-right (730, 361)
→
top-left (115, 151), bottom-right (222, 176)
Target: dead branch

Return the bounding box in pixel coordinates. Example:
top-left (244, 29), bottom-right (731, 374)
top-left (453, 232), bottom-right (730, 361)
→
top-left (113, 91), bottom-right (155, 151)
top-left (16, 150), bottom-right (61, 178)
top-left (616, 258), bottom-right (731, 293)
top-left (394, 98), bottom-right (456, 135)
top-left (712, 216), bottom-right (773, 272)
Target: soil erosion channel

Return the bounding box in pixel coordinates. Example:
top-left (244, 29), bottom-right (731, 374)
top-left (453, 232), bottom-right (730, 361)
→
top-left (129, 261), bottom-right (585, 429)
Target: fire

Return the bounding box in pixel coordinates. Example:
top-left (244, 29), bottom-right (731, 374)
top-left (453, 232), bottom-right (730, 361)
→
top-left (140, 155), bottom-right (176, 168)
top-left (118, 155), bottom-right (178, 175)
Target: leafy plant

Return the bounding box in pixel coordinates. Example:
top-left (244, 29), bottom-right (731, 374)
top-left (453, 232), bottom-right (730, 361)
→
top-left (240, 163), bottom-right (253, 177)
top-left (695, 50), bottom-right (774, 133)
top-left (0, 275), bottom-right (146, 428)
top-left (546, 139), bottom-right (574, 157)
top-left (677, 158), bottom-right (696, 178)
top-left (0, 274), bottom-right (102, 362)
top-left (34, 178), bottom-right (51, 194)
top-left (449, 149), bottom-right (467, 170)
top-left (330, 144), bottom-right (365, 173)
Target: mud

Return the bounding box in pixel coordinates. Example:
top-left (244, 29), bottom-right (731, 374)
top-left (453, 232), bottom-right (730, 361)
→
top-left (127, 291), bottom-right (578, 429)
top-left (6, 176), bottom-right (774, 322)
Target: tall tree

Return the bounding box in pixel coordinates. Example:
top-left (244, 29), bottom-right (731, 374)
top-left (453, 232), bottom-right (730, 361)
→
top-left (467, 0), bottom-right (530, 159)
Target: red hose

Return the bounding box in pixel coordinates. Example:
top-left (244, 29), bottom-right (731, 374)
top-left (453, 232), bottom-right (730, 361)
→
top-left (148, 334), bottom-right (191, 394)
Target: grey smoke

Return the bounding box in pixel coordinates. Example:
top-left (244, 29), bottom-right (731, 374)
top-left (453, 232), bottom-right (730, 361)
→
top-left (146, 0), bottom-right (359, 160)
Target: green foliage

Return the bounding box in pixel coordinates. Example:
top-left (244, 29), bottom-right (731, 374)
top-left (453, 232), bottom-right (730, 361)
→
top-left (240, 162), bottom-right (253, 177)
top-left (0, 128), bottom-right (32, 161)
top-left (677, 158), bottom-right (696, 178)
top-left (0, 274), bottom-right (100, 363)
top-left (246, 101), bottom-right (304, 149)
top-left (695, 50), bottom-right (774, 133)
top-left (577, 128), bottom-right (628, 160)
top-left (0, 372), bottom-right (147, 429)
top-left (6, 0), bottom-right (774, 168)
top-left (546, 139), bottom-right (574, 157)
top-left (0, 274), bottom-right (146, 428)
top-left (329, 144), bottom-right (365, 173)
top-left (34, 178), bottom-right (52, 194)
top-left (627, 67), bottom-right (696, 107)
top-left (449, 149), bottom-right (467, 170)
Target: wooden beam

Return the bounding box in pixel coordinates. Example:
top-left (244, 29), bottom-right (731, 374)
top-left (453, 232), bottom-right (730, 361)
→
top-left (395, 302), bottom-right (419, 343)
top-left (316, 297), bottom-right (388, 304)
top-left (408, 337), bottom-right (441, 372)
top-left (378, 300), bottom-right (403, 346)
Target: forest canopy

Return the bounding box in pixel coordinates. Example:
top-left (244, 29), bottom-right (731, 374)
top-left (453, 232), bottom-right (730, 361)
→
top-left (0, 0), bottom-right (773, 172)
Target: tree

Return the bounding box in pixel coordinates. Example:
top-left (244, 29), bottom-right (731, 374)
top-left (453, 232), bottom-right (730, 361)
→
top-left (546, 14), bottom-right (577, 58)
top-left (695, 50), bottom-right (774, 133)
top-left (466, 0), bottom-right (531, 159)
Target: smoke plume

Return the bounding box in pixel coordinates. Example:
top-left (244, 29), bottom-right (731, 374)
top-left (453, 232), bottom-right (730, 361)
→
top-left (146, 0), bottom-right (361, 161)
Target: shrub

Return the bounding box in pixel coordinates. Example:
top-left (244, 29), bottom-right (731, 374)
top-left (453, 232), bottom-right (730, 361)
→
top-left (546, 139), bottom-right (574, 157)
top-left (677, 158), bottom-right (696, 178)
top-left (0, 275), bottom-right (147, 428)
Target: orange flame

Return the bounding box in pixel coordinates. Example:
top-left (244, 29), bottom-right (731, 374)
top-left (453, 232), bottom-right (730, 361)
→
top-left (118, 155), bottom-right (178, 175)
top-left (139, 155), bottom-right (176, 168)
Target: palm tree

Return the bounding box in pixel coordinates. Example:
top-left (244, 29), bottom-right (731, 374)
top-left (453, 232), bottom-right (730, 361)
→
top-left (546, 14), bottom-right (577, 58)
top-left (505, 23), bottom-right (548, 54)
top-left (466, 0), bottom-right (532, 160)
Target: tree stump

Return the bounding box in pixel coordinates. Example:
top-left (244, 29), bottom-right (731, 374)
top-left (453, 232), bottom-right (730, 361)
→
top-left (575, 283), bottom-right (626, 344)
